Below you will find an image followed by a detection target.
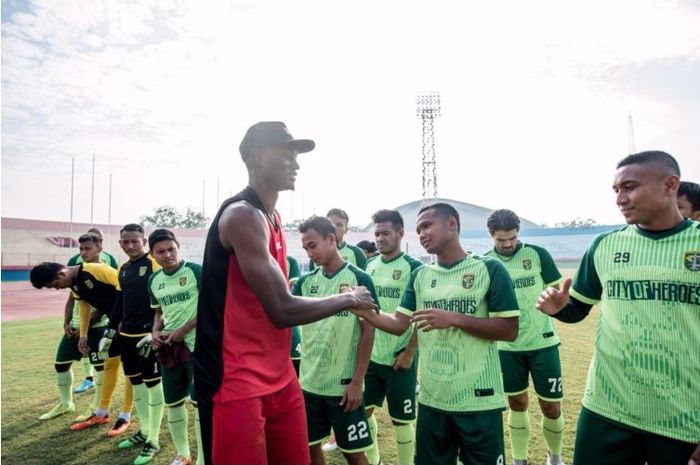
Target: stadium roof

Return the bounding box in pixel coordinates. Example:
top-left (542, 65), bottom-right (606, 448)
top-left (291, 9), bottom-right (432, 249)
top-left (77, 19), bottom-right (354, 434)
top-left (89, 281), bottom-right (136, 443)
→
top-left (362, 198), bottom-right (541, 233)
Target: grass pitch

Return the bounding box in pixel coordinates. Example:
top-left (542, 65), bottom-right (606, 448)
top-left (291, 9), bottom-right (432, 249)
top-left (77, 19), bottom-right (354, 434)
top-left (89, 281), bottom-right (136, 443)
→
top-left (2, 271), bottom-right (597, 464)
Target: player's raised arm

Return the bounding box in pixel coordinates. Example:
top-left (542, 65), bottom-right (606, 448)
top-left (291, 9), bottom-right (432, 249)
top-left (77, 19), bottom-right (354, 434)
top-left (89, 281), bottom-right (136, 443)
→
top-left (219, 202), bottom-right (376, 328)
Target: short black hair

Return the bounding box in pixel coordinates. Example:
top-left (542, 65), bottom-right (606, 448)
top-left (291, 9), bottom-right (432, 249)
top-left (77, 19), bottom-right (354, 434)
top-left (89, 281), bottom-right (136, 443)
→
top-left (487, 209), bottom-right (521, 234)
top-left (679, 181), bottom-right (700, 211)
top-left (30, 262), bottom-right (65, 289)
top-left (299, 215), bottom-right (336, 238)
top-left (418, 202), bottom-right (461, 232)
top-left (617, 150), bottom-right (680, 176)
top-left (148, 228), bottom-right (179, 251)
top-left (78, 232), bottom-right (102, 246)
top-left (356, 240), bottom-right (377, 254)
top-left (326, 208), bottom-right (349, 224)
top-left (120, 223), bottom-right (145, 235)
top-left (87, 227), bottom-right (104, 239)
top-left (372, 209), bottom-right (404, 230)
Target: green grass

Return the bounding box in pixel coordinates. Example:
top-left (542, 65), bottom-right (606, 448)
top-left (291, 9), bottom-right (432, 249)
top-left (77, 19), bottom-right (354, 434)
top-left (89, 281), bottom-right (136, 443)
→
top-left (3, 273), bottom-right (597, 464)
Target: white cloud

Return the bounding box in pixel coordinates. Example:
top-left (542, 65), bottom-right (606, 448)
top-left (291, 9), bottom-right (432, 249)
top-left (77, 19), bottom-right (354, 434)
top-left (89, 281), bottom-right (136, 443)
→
top-left (2, 0), bottom-right (699, 227)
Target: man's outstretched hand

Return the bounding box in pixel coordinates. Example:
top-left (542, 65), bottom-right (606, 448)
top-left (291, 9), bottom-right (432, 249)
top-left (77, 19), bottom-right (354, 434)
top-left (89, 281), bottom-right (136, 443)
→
top-left (536, 278), bottom-right (572, 316)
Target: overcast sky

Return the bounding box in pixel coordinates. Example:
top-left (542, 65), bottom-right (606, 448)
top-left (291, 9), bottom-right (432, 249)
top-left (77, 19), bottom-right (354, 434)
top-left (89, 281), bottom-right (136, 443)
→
top-left (2, 0), bottom-right (699, 229)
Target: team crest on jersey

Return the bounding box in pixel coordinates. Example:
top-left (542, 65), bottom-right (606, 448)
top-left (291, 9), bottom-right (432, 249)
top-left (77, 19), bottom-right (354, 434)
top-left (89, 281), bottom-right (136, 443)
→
top-left (339, 284), bottom-right (351, 293)
top-left (523, 259), bottom-right (532, 270)
top-left (84, 279), bottom-right (94, 289)
top-left (138, 266), bottom-right (147, 277)
top-left (462, 273), bottom-right (475, 289)
top-left (392, 270), bottom-right (402, 280)
top-left (684, 251), bottom-right (700, 271)
top-left (179, 276), bottom-right (187, 286)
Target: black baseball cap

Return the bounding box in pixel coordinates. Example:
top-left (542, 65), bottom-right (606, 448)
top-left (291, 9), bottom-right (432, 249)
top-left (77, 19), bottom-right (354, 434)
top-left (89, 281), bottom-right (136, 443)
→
top-left (239, 121), bottom-right (315, 161)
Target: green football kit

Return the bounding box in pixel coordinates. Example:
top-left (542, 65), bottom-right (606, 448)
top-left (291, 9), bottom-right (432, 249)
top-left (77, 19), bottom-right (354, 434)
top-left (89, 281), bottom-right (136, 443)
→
top-left (568, 220), bottom-right (700, 463)
top-left (291, 262), bottom-right (377, 453)
top-left (364, 252), bottom-right (423, 422)
top-left (396, 255), bottom-right (519, 465)
top-left (485, 243), bottom-right (564, 399)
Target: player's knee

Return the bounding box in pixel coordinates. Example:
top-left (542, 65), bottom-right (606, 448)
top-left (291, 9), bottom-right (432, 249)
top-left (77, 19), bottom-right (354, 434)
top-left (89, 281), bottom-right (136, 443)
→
top-left (55, 363), bottom-right (71, 373)
top-left (540, 400), bottom-right (561, 419)
top-left (507, 393), bottom-right (529, 411)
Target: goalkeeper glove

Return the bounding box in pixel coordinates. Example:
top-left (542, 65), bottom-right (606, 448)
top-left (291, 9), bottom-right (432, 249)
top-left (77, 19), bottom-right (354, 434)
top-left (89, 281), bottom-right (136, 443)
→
top-left (136, 333), bottom-right (153, 359)
top-left (98, 328), bottom-right (116, 360)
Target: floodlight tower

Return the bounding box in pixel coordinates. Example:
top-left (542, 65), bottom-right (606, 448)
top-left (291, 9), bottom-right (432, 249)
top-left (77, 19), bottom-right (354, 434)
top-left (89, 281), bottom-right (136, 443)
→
top-left (417, 92), bottom-right (441, 202)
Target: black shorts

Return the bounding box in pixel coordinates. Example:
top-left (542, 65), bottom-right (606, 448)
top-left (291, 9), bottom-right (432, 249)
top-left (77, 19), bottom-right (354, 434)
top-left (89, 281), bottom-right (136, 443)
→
top-left (120, 332), bottom-right (160, 382)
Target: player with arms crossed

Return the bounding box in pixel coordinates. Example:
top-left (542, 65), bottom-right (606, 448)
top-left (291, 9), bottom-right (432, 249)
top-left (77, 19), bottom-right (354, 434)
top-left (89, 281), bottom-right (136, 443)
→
top-left (537, 151), bottom-right (700, 465)
top-left (194, 121), bottom-right (377, 465)
top-left (485, 209), bottom-right (566, 465)
top-left (354, 203), bottom-right (520, 465)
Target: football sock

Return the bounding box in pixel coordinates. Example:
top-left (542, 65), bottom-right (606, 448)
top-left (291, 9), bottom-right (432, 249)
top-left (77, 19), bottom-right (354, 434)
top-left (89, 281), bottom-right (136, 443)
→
top-left (366, 414), bottom-right (380, 465)
top-left (57, 370), bottom-right (74, 406)
top-left (132, 382), bottom-right (151, 437)
top-left (542, 414), bottom-right (565, 456)
top-left (81, 356), bottom-right (94, 379)
top-left (147, 383), bottom-right (165, 447)
top-left (167, 405), bottom-right (190, 458)
top-left (508, 409), bottom-right (530, 461)
top-left (92, 369), bottom-right (104, 408)
top-left (395, 422), bottom-right (415, 465)
top-left (194, 406), bottom-right (204, 465)
top-left (123, 375), bottom-right (134, 413)
top-left (98, 356), bottom-right (120, 410)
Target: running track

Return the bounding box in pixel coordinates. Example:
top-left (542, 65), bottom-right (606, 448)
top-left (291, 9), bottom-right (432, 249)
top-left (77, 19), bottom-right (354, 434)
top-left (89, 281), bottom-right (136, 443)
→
top-left (1, 282), bottom-right (67, 322)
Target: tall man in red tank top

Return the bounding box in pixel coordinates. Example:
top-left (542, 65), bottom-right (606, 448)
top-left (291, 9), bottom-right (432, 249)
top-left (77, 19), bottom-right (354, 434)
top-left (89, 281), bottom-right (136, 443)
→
top-left (194, 121), bottom-right (378, 465)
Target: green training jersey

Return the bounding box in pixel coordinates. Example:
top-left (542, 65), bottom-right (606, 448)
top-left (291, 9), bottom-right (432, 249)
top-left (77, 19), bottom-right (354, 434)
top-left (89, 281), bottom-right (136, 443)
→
top-left (310, 242), bottom-right (367, 272)
top-left (66, 252), bottom-right (115, 328)
top-left (397, 255), bottom-right (519, 413)
top-left (571, 220), bottom-right (700, 443)
top-left (148, 261), bottom-right (202, 352)
top-left (366, 252), bottom-right (423, 365)
top-left (292, 262), bottom-right (379, 397)
top-left (485, 242), bottom-right (563, 352)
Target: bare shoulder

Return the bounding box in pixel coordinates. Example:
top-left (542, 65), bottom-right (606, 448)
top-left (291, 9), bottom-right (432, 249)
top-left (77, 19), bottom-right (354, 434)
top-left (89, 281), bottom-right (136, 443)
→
top-left (218, 200), bottom-right (268, 250)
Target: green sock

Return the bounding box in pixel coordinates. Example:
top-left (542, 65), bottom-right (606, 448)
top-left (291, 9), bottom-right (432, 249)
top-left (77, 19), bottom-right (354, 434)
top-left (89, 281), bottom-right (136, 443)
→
top-left (92, 369), bottom-right (104, 409)
top-left (57, 370), bottom-right (74, 406)
top-left (395, 422), bottom-right (414, 465)
top-left (167, 405), bottom-right (190, 458)
top-left (81, 357), bottom-right (94, 379)
top-left (508, 410), bottom-right (530, 461)
top-left (132, 383), bottom-right (151, 437)
top-left (366, 414), bottom-right (380, 465)
top-left (194, 406), bottom-right (204, 465)
top-left (542, 414), bottom-right (565, 455)
top-left (147, 383), bottom-right (165, 447)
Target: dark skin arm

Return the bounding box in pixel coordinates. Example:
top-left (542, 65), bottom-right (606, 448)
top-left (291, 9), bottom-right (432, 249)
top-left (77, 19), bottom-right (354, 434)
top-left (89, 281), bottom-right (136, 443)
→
top-left (412, 310), bottom-right (519, 341)
top-left (218, 202), bottom-right (377, 328)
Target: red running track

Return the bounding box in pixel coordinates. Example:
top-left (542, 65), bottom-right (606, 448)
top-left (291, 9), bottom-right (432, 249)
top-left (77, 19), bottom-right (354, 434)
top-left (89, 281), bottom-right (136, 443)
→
top-left (1, 282), bottom-right (68, 322)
